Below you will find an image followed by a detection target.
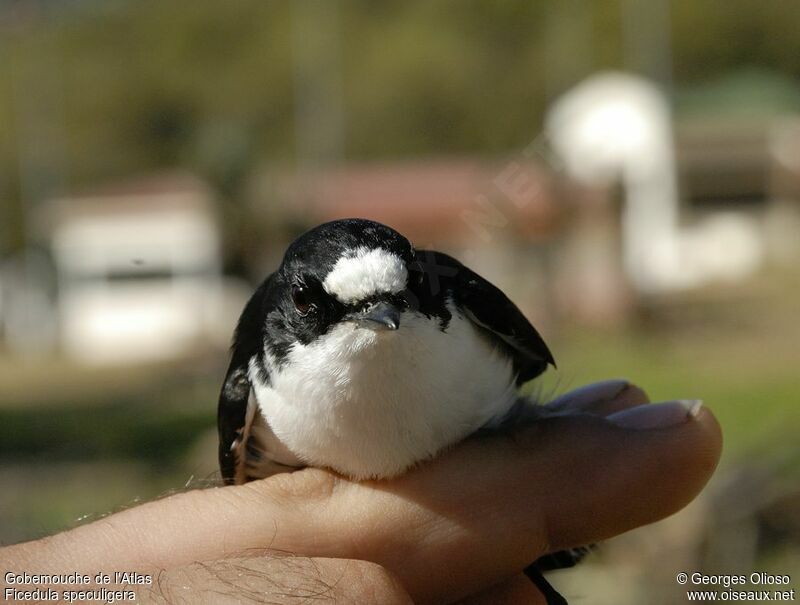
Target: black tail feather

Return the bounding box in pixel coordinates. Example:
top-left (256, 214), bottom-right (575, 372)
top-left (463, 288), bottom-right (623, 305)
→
top-left (523, 545), bottom-right (594, 604)
top-left (534, 545), bottom-right (594, 571)
top-left (524, 566), bottom-right (568, 605)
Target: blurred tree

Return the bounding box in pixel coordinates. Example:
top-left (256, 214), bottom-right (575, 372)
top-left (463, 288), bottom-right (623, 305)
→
top-left (1, 0), bottom-right (800, 254)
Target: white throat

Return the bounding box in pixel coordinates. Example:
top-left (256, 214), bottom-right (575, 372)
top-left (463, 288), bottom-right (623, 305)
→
top-left (250, 303), bottom-right (518, 479)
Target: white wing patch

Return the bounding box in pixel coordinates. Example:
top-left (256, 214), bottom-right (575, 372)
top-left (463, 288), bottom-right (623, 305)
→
top-left (323, 247), bottom-right (408, 304)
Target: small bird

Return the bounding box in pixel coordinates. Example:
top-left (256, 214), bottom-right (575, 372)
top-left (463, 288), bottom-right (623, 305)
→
top-left (218, 218), bottom-right (574, 603)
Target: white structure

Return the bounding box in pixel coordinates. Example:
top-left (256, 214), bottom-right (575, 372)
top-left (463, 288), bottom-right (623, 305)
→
top-left (42, 174), bottom-right (229, 364)
top-left (0, 251), bottom-right (59, 357)
top-left (546, 72), bottom-right (764, 293)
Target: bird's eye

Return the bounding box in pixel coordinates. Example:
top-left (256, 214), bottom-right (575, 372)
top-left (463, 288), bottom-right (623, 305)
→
top-left (291, 284), bottom-right (313, 316)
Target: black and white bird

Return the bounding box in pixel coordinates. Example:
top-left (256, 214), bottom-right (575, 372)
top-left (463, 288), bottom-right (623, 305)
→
top-left (218, 218), bottom-right (575, 604)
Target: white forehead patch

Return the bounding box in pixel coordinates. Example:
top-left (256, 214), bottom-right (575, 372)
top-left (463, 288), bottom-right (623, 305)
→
top-left (323, 247), bottom-right (408, 303)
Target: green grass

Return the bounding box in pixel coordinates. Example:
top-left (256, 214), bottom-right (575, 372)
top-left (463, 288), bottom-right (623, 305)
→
top-left (0, 399), bottom-right (214, 465)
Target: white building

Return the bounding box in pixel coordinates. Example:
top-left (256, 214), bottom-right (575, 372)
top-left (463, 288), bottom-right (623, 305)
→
top-left (546, 71), bottom-right (800, 297)
top-left (40, 173), bottom-right (231, 364)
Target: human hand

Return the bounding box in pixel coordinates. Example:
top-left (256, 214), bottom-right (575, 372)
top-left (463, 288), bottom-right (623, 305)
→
top-left (1, 380), bottom-right (721, 604)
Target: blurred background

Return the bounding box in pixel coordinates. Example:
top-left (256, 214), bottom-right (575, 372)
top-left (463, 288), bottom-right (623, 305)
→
top-left (1, 0), bottom-right (798, 601)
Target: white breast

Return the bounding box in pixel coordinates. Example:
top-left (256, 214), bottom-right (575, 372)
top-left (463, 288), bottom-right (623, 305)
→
top-left (250, 304), bottom-right (518, 479)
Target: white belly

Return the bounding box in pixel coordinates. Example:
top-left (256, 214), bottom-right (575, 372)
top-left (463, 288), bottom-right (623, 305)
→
top-left (250, 306), bottom-right (518, 479)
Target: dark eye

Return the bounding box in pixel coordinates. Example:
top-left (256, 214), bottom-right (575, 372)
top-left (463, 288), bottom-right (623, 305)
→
top-left (291, 284), bottom-right (313, 316)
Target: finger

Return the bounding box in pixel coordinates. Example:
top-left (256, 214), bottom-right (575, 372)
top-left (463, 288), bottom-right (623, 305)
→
top-left (142, 556), bottom-right (412, 605)
top-left (18, 403), bottom-right (721, 605)
top-left (545, 379), bottom-right (649, 416)
top-left (169, 403), bottom-right (720, 602)
top-left (458, 573), bottom-right (545, 605)
top-left (534, 401), bottom-right (718, 550)
top-left (351, 404), bottom-right (720, 603)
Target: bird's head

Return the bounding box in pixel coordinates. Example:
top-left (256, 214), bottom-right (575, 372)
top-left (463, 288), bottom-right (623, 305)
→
top-left (272, 218), bottom-right (422, 347)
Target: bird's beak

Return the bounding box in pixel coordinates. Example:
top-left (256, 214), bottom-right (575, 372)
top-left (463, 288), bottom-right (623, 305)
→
top-left (354, 301), bottom-right (401, 331)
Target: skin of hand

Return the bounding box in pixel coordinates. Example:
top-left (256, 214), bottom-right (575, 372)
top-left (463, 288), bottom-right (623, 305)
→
top-left (1, 381), bottom-right (722, 604)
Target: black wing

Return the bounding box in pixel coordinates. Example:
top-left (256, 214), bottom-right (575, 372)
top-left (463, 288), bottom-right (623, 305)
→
top-left (415, 250), bottom-right (555, 385)
top-left (217, 274), bottom-right (273, 484)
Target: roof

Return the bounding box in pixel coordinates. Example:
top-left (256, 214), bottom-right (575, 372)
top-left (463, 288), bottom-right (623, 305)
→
top-left (262, 157), bottom-right (560, 243)
top-left (36, 172), bottom-right (216, 235)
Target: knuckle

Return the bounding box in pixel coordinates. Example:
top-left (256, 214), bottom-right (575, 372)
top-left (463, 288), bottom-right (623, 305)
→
top-left (256, 468), bottom-right (340, 503)
top-left (341, 560), bottom-right (412, 605)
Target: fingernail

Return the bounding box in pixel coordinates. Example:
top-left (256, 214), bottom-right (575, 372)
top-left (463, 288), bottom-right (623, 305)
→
top-left (548, 379), bottom-right (631, 409)
top-left (608, 400), bottom-right (703, 430)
